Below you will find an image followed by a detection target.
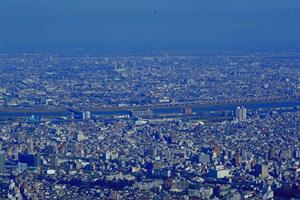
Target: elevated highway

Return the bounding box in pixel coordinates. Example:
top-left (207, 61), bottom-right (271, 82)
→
top-left (0, 97), bottom-right (299, 117)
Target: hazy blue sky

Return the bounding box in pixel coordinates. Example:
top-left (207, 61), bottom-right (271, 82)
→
top-left (0, 0), bottom-right (299, 50)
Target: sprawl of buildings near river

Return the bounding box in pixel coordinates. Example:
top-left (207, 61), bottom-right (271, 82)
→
top-left (0, 52), bottom-right (299, 109)
top-left (0, 52), bottom-right (299, 199)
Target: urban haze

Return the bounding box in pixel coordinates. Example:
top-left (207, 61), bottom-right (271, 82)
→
top-left (0, 1), bottom-right (300, 200)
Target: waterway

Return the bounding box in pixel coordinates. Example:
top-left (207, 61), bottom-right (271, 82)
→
top-left (0, 100), bottom-right (299, 121)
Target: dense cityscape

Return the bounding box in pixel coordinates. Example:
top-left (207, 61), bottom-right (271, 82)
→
top-left (0, 52), bottom-right (299, 199)
top-left (0, 52), bottom-right (299, 109)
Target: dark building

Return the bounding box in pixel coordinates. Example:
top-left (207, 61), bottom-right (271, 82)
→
top-left (0, 151), bottom-right (7, 174)
top-left (18, 153), bottom-right (41, 168)
top-left (182, 107), bottom-right (193, 115)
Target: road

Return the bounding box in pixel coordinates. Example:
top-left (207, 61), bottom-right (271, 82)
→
top-left (0, 98), bottom-right (299, 117)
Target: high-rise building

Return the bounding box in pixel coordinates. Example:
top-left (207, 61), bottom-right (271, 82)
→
top-left (213, 146), bottom-right (222, 158)
top-left (234, 150), bottom-right (241, 167)
top-left (82, 111), bottom-right (91, 120)
top-left (268, 147), bottom-right (276, 160)
top-left (235, 106), bottom-right (247, 122)
top-left (110, 190), bottom-right (120, 200)
top-left (27, 138), bottom-right (34, 154)
top-left (0, 151), bottom-right (7, 174)
top-left (182, 107), bottom-right (193, 115)
top-left (17, 132), bottom-right (25, 144)
top-left (43, 144), bottom-right (58, 155)
top-left (50, 155), bottom-right (58, 169)
top-left (254, 163), bottom-right (268, 178)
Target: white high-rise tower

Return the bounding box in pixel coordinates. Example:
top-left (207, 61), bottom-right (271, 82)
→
top-left (235, 106), bottom-right (247, 122)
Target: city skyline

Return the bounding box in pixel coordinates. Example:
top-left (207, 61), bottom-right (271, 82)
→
top-left (0, 1), bottom-right (299, 199)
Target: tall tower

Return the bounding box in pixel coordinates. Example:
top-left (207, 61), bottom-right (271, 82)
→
top-left (50, 155), bottom-right (58, 169)
top-left (82, 111), bottom-right (91, 120)
top-left (0, 151), bottom-right (7, 174)
top-left (27, 138), bottom-right (34, 154)
top-left (114, 61), bottom-right (118, 71)
top-left (234, 150), bottom-right (241, 167)
top-left (235, 106), bottom-right (247, 122)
